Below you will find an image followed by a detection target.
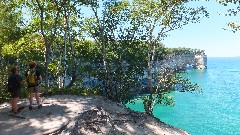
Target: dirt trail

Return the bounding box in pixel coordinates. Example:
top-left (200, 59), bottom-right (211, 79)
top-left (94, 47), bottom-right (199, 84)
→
top-left (0, 95), bottom-right (189, 135)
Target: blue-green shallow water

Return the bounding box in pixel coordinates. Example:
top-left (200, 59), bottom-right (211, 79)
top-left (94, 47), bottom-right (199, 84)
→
top-left (126, 57), bottom-right (240, 135)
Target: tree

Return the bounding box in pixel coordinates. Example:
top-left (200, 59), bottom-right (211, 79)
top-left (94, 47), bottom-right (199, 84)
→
top-left (34, 0), bottom-right (63, 92)
top-left (218, 0), bottom-right (240, 32)
top-left (59, 1), bottom-right (83, 88)
top-left (25, 0), bottom-right (82, 92)
top-left (84, 0), bottom-right (147, 101)
top-left (0, 0), bottom-right (26, 54)
top-left (129, 0), bottom-right (208, 115)
top-left (0, 0), bottom-right (21, 44)
top-left (0, 0), bottom-right (30, 101)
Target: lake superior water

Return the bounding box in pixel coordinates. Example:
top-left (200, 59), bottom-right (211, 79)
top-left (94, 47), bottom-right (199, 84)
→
top-left (126, 57), bottom-right (240, 135)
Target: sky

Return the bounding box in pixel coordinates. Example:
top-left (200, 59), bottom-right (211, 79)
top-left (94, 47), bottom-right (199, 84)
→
top-left (162, 0), bottom-right (240, 57)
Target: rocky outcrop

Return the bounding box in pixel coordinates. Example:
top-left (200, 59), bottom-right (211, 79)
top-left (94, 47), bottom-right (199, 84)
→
top-left (194, 52), bottom-right (207, 69)
top-left (157, 50), bottom-right (207, 70)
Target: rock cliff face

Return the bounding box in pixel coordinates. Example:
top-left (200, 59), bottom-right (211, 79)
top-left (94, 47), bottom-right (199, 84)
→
top-left (140, 50), bottom-right (207, 83)
top-left (158, 51), bottom-right (207, 70)
top-left (194, 52), bottom-right (207, 69)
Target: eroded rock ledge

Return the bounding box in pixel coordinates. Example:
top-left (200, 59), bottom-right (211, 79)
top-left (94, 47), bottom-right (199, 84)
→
top-left (159, 49), bottom-right (207, 70)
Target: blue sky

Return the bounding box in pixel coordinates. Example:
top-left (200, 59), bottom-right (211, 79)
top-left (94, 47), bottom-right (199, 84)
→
top-left (162, 0), bottom-right (240, 57)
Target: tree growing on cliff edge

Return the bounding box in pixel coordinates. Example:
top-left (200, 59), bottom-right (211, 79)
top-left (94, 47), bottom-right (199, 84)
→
top-left (217, 0), bottom-right (240, 32)
top-left (129, 0), bottom-right (208, 115)
top-left (82, 0), bottom-right (149, 102)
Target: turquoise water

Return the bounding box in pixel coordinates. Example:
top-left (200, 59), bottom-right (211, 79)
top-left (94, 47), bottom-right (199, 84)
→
top-left (126, 57), bottom-right (240, 135)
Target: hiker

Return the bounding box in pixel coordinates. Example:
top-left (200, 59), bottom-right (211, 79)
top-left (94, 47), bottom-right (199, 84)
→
top-left (8, 66), bottom-right (23, 114)
top-left (25, 61), bottom-right (42, 110)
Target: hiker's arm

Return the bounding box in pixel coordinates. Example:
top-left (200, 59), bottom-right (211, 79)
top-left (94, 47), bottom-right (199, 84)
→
top-left (38, 75), bottom-right (42, 81)
top-left (18, 76), bottom-right (24, 85)
top-left (20, 80), bottom-right (24, 85)
top-left (36, 70), bottom-right (42, 81)
top-left (25, 71), bottom-right (28, 77)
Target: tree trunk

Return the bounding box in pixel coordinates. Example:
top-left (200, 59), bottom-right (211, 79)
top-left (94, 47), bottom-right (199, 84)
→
top-left (92, 6), bottom-right (112, 99)
top-left (147, 43), bottom-right (153, 115)
top-left (67, 13), bottom-right (77, 88)
top-left (44, 43), bottom-right (50, 92)
top-left (63, 22), bottom-right (67, 88)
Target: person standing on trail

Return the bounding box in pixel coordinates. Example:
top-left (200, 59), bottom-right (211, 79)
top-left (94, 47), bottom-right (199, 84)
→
top-left (25, 61), bottom-right (42, 110)
top-left (8, 66), bottom-right (23, 114)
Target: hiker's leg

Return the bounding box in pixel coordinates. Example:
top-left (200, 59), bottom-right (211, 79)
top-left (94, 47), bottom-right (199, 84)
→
top-left (29, 87), bottom-right (34, 106)
top-left (12, 98), bottom-right (17, 112)
top-left (13, 97), bottom-right (19, 113)
top-left (28, 92), bottom-right (34, 110)
top-left (11, 98), bottom-right (14, 111)
top-left (35, 92), bottom-right (39, 102)
top-left (10, 92), bottom-right (14, 110)
top-left (29, 93), bottom-right (33, 104)
top-left (11, 91), bottom-right (19, 113)
top-left (34, 86), bottom-right (40, 106)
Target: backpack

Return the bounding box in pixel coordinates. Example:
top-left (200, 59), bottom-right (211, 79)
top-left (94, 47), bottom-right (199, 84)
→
top-left (27, 69), bottom-right (36, 86)
top-left (7, 75), bottom-right (18, 92)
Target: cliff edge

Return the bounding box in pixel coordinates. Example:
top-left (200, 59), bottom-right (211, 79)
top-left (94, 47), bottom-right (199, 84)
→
top-left (0, 95), bottom-right (189, 135)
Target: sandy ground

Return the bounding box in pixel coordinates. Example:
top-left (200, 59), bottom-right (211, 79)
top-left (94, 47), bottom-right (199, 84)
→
top-left (0, 95), bottom-right (190, 135)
